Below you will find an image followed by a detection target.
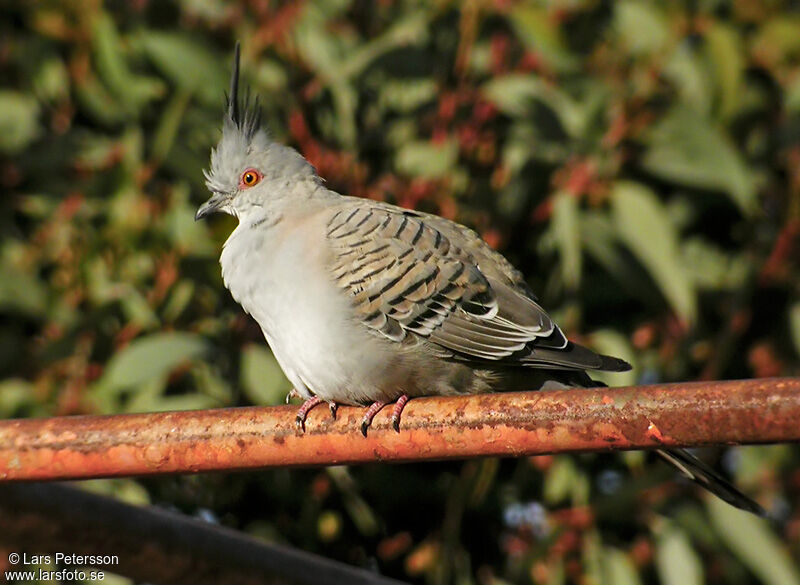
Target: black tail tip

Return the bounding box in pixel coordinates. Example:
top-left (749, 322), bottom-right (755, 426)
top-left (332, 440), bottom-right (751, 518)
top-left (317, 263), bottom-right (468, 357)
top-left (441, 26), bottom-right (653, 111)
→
top-left (599, 354), bottom-right (633, 372)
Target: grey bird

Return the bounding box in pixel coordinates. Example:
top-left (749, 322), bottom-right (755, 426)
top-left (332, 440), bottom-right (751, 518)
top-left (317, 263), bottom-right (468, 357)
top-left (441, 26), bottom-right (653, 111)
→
top-left (196, 44), bottom-right (764, 516)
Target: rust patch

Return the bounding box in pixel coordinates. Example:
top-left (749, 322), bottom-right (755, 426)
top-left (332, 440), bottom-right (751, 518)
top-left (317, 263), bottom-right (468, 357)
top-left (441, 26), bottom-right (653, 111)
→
top-left (645, 421), bottom-right (664, 443)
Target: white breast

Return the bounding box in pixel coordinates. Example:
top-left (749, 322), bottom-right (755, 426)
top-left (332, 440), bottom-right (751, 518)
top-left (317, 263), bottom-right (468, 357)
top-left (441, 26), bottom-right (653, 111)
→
top-left (219, 213), bottom-right (391, 405)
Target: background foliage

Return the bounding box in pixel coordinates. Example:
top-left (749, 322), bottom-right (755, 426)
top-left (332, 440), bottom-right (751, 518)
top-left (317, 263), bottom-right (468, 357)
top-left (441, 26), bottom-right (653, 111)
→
top-left (1, 1), bottom-right (799, 584)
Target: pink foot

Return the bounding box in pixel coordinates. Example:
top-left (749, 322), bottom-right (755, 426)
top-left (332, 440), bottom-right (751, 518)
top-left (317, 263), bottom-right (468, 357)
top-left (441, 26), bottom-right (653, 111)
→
top-left (295, 397), bottom-right (324, 431)
top-left (360, 401), bottom-right (385, 436)
top-left (360, 395), bottom-right (410, 436)
top-left (295, 397), bottom-right (338, 431)
top-left (391, 395), bottom-right (410, 432)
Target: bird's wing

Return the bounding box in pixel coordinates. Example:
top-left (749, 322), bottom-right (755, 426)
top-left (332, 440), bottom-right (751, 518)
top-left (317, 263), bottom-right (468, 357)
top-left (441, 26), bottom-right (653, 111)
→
top-left (325, 201), bottom-right (577, 363)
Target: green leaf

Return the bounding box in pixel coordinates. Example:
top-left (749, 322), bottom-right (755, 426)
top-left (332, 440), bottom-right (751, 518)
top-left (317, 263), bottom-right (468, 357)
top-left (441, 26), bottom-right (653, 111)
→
top-left (0, 379), bottom-right (36, 417)
top-left (33, 58), bottom-right (70, 103)
top-left (580, 211), bottom-right (649, 293)
top-left (149, 394), bottom-right (221, 412)
top-left (705, 22), bottom-right (744, 120)
top-left (642, 106), bottom-right (757, 216)
top-left (708, 496), bottom-right (800, 585)
top-left (162, 184), bottom-right (215, 256)
top-left (551, 191), bottom-right (581, 290)
top-left (240, 345), bottom-right (291, 406)
top-left (74, 134), bottom-right (120, 171)
top-left (663, 45), bottom-right (712, 116)
top-left (0, 91), bottom-right (40, 154)
top-left (123, 376), bottom-right (168, 413)
top-left (483, 75), bottom-right (544, 117)
top-left (163, 280), bottom-right (196, 322)
top-left (655, 525), bottom-right (704, 585)
top-left (785, 76), bottom-right (800, 113)
top-left (151, 89), bottom-right (191, 163)
top-left (681, 237), bottom-right (752, 291)
top-left (395, 139), bottom-right (459, 179)
top-left (612, 182), bottom-right (697, 324)
top-left (254, 59), bottom-right (289, 93)
top-left (79, 479), bottom-right (151, 506)
top-left (483, 75), bottom-right (589, 138)
top-left (292, 5), bottom-right (346, 79)
top-left (330, 81), bottom-right (358, 149)
top-left (138, 31), bottom-right (227, 105)
top-left (99, 332), bottom-right (209, 391)
top-left (509, 4), bottom-right (578, 72)
top-left (613, 1), bottom-right (670, 55)
top-left (92, 13), bottom-right (163, 111)
top-left (582, 529), bottom-right (604, 585)
top-left (752, 17), bottom-right (800, 67)
top-left (735, 445), bottom-right (792, 485)
top-left (75, 74), bottom-right (128, 125)
top-left (338, 12), bottom-right (431, 79)
top-left (0, 264), bottom-right (47, 317)
top-left (543, 456), bottom-right (577, 505)
top-left (191, 362), bottom-right (233, 404)
top-left (602, 547), bottom-right (642, 585)
top-left (587, 330), bottom-right (637, 387)
top-left (121, 289), bottom-right (159, 329)
top-left (377, 78), bottom-right (438, 114)
top-left (327, 467), bottom-right (379, 536)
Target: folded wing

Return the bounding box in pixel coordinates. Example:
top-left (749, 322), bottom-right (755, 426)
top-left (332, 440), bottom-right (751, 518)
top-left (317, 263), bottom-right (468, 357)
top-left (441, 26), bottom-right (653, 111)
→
top-left (326, 201), bottom-right (628, 372)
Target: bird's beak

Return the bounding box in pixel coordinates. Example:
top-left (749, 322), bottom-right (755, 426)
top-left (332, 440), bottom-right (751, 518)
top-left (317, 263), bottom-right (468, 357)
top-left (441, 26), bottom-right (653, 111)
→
top-left (195, 193), bottom-right (228, 221)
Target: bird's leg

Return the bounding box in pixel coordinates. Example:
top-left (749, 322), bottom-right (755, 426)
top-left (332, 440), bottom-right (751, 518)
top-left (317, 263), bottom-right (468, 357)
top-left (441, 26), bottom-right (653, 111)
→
top-left (359, 395), bottom-right (411, 436)
top-left (390, 394), bottom-right (410, 433)
top-left (360, 401), bottom-right (386, 437)
top-left (295, 396), bottom-right (324, 431)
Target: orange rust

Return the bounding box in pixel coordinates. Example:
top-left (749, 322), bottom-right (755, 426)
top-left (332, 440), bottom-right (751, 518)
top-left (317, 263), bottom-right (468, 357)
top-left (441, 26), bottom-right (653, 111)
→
top-left (0, 378), bottom-right (798, 481)
top-left (646, 421), bottom-right (665, 443)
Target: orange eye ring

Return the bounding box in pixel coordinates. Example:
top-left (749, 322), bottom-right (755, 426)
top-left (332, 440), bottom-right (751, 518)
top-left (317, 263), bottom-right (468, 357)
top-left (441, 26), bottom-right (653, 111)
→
top-left (240, 168), bottom-right (262, 188)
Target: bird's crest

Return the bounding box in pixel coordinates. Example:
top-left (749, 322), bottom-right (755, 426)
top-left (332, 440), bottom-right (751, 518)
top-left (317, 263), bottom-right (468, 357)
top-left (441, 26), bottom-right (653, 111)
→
top-left (225, 42), bottom-right (262, 144)
top-left (205, 42), bottom-right (270, 194)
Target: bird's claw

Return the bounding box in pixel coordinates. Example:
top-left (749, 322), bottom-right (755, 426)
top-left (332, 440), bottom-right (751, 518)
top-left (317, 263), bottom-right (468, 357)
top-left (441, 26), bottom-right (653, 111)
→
top-left (391, 395), bottom-right (409, 433)
top-left (294, 396), bottom-right (324, 432)
top-left (359, 401), bottom-right (385, 437)
top-left (359, 395), bottom-right (410, 436)
top-left (297, 395), bottom-right (410, 435)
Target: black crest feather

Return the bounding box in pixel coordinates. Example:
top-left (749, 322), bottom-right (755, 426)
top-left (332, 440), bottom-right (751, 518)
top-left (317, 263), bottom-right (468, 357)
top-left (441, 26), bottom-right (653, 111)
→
top-left (225, 42), bottom-right (262, 142)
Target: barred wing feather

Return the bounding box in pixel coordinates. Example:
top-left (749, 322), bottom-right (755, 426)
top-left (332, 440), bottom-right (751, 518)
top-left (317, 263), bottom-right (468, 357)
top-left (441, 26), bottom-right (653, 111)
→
top-left (326, 202), bottom-right (571, 362)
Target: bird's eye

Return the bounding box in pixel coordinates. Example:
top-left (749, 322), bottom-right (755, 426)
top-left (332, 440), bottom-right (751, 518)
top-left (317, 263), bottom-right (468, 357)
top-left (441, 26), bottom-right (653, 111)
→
top-left (240, 168), bottom-right (261, 188)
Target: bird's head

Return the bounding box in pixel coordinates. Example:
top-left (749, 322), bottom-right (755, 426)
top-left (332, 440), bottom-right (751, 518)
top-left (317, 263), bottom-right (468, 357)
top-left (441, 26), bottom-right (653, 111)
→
top-left (196, 43), bottom-right (317, 221)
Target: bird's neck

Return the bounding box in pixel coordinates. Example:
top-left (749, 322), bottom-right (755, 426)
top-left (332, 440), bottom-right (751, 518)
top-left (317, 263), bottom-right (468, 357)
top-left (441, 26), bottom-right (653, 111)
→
top-left (237, 181), bottom-right (339, 230)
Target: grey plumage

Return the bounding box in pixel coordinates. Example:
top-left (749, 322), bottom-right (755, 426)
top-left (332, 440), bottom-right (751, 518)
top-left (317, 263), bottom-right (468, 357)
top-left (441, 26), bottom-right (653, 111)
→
top-left (195, 43), bottom-right (763, 516)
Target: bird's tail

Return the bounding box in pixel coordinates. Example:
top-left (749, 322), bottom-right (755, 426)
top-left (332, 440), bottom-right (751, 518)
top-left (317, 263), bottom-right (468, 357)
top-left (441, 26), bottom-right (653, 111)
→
top-left (656, 448), bottom-right (765, 516)
top-left (549, 375), bottom-right (764, 516)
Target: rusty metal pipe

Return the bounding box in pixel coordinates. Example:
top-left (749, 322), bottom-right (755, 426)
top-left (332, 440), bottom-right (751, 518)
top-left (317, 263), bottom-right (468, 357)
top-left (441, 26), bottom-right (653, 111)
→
top-left (1, 378), bottom-right (798, 482)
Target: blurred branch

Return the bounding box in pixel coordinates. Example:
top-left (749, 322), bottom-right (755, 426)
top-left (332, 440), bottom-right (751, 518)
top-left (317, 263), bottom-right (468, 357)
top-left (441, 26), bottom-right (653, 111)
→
top-left (0, 482), bottom-right (409, 585)
top-left (1, 378), bottom-right (799, 482)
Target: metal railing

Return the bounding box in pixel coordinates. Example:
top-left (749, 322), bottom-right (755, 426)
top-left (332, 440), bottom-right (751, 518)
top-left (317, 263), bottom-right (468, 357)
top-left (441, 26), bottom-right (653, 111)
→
top-left (2, 378), bottom-right (798, 481)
